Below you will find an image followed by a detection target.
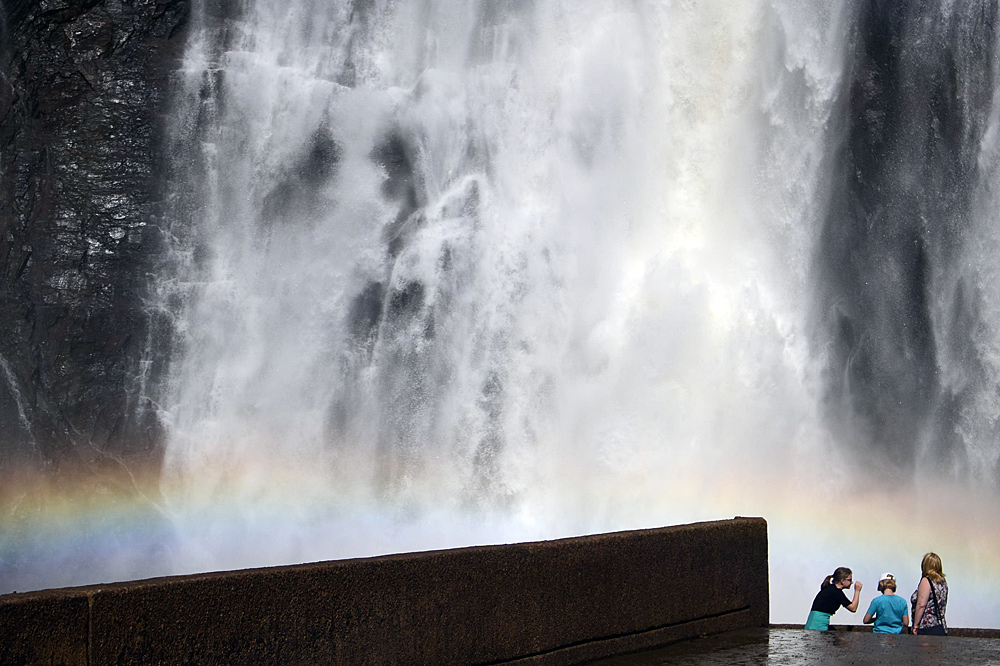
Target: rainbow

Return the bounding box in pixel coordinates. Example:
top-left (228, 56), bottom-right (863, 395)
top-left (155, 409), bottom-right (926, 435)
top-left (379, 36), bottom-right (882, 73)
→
top-left (3, 457), bottom-right (999, 630)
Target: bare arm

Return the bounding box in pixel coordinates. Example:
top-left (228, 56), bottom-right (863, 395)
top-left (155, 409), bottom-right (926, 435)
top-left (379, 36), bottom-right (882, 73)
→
top-left (902, 614), bottom-right (909, 630)
top-left (863, 612), bottom-right (875, 624)
top-left (912, 578), bottom-right (930, 634)
top-left (845, 581), bottom-right (863, 613)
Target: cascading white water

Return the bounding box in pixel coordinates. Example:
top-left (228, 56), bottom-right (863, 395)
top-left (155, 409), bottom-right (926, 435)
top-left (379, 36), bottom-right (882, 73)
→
top-left (154, 0), bottom-right (1000, 626)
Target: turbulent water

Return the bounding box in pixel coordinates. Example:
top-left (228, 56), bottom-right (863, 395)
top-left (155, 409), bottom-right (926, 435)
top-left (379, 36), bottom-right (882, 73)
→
top-left (10, 0), bottom-right (1000, 625)
top-left (154, 0), bottom-right (841, 570)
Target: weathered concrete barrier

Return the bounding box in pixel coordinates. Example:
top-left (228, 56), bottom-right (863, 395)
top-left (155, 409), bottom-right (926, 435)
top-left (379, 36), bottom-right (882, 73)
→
top-left (0, 517), bottom-right (767, 665)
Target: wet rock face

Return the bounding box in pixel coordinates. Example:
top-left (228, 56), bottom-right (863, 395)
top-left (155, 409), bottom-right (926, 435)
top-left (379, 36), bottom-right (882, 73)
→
top-left (0, 0), bottom-right (188, 476)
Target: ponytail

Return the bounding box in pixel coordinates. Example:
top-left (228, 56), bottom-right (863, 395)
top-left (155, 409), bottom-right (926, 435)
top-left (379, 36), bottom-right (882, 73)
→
top-left (822, 567), bottom-right (852, 590)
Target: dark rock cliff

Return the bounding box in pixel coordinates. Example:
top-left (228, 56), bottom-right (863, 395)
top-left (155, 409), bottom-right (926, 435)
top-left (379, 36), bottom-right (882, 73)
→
top-left (0, 0), bottom-right (188, 485)
top-left (815, 1), bottom-right (997, 475)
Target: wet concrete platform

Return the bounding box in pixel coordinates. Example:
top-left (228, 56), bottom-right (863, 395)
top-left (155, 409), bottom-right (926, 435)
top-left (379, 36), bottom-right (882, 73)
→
top-left (586, 627), bottom-right (1000, 665)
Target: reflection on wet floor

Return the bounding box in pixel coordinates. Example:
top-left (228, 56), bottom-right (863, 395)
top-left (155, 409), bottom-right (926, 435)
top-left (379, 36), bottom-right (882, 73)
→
top-left (586, 628), bottom-right (1000, 665)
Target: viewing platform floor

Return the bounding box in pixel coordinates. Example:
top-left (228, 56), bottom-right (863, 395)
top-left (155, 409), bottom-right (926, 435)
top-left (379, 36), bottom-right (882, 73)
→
top-left (588, 627), bottom-right (1000, 665)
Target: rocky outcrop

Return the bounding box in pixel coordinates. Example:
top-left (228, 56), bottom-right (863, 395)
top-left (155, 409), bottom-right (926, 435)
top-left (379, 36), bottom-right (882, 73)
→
top-left (0, 0), bottom-right (188, 481)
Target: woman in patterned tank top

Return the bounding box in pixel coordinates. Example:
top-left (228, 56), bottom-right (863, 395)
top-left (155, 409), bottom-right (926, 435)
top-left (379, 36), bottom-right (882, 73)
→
top-left (911, 552), bottom-right (948, 635)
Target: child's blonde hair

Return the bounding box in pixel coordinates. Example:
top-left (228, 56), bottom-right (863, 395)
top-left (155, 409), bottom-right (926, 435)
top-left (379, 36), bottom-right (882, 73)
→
top-left (878, 575), bottom-right (897, 593)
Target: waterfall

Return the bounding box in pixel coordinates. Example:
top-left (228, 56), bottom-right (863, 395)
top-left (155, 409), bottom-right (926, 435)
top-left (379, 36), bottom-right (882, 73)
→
top-left (4, 0), bottom-right (1000, 627)
top-left (155, 0), bottom-right (838, 565)
top-left (816, 2), bottom-right (1000, 480)
top-left (148, 0), bottom-right (1000, 624)
top-left (153, 0), bottom-right (847, 619)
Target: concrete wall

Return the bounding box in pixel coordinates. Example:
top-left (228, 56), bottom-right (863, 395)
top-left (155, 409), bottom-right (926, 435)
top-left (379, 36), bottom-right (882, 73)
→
top-left (0, 517), bottom-right (768, 665)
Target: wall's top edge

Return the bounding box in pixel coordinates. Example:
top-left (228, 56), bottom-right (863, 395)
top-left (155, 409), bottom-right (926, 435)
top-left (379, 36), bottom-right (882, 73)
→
top-left (0, 517), bottom-right (766, 601)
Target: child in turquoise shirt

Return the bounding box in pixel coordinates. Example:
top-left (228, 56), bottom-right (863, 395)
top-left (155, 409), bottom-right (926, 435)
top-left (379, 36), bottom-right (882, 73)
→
top-left (863, 573), bottom-right (909, 634)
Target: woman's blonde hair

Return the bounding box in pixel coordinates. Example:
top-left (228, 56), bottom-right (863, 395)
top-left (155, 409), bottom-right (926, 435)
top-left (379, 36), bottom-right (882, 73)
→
top-left (921, 552), bottom-right (945, 583)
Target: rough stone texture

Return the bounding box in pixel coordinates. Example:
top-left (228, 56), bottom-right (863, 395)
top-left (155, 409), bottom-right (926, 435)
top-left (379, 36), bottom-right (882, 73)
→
top-left (0, 588), bottom-right (89, 665)
top-left (0, 0), bottom-right (188, 480)
top-left (0, 518), bottom-right (769, 666)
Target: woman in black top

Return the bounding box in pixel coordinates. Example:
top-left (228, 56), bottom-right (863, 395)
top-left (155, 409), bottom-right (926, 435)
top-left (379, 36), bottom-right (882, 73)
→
top-left (805, 567), bottom-right (863, 630)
